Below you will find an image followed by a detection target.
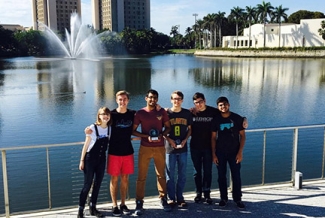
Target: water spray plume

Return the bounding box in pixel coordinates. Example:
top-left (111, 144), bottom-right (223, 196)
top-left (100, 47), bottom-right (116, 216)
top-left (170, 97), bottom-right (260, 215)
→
top-left (42, 12), bottom-right (110, 59)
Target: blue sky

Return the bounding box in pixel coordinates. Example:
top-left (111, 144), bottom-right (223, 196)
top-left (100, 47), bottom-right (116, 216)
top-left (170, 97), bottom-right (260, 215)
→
top-left (0, 0), bottom-right (323, 35)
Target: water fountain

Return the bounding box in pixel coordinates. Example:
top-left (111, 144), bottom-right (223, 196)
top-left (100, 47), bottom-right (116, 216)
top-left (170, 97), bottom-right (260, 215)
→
top-left (43, 12), bottom-right (110, 59)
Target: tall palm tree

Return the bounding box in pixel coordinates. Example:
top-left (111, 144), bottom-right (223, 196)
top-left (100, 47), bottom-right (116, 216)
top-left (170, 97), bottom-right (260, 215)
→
top-left (215, 11), bottom-right (226, 47)
top-left (195, 19), bottom-right (204, 49)
top-left (256, 1), bottom-right (274, 47)
top-left (230, 6), bottom-right (244, 48)
top-left (272, 5), bottom-right (289, 47)
top-left (203, 14), bottom-right (216, 48)
top-left (184, 27), bottom-right (194, 48)
top-left (245, 6), bottom-right (256, 48)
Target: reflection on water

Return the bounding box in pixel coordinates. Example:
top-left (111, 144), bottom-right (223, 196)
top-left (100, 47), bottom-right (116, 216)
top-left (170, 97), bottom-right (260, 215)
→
top-left (0, 55), bottom-right (325, 144)
top-left (0, 55), bottom-right (325, 213)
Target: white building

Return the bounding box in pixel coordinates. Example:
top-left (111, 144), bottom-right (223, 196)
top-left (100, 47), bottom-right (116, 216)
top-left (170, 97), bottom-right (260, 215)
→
top-left (223, 18), bottom-right (325, 48)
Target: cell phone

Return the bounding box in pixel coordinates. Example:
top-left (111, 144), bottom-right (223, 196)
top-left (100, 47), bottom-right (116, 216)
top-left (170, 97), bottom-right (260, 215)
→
top-left (176, 144), bottom-right (182, 148)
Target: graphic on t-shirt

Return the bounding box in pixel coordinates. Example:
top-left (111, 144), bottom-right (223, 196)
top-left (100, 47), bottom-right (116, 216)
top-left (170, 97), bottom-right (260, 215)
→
top-left (220, 122), bottom-right (234, 131)
top-left (116, 119), bottom-right (133, 128)
top-left (156, 115), bottom-right (162, 120)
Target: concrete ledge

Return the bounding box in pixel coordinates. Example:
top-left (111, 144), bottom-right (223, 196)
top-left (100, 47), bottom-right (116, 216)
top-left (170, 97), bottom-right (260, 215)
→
top-left (194, 50), bottom-right (325, 58)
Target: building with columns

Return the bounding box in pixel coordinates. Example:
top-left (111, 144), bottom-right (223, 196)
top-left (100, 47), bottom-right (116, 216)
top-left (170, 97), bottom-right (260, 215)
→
top-left (222, 18), bottom-right (325, 48)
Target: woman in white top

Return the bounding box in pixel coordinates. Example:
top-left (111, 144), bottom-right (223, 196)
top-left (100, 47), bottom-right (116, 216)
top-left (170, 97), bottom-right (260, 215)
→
top-left (78, 107), bottom-right (112, 218)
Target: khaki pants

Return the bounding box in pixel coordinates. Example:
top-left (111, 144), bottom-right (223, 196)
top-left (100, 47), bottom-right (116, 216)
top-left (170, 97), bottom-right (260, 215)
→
top-left (136, 145), bottom-right (167, 200)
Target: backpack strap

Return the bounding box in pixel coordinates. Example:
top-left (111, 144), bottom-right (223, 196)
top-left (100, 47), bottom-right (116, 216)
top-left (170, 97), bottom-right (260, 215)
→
top-left (93, 124), bottom-right (99, 140)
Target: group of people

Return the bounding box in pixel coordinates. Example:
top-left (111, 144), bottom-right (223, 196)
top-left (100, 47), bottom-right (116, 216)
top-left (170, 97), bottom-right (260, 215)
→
top-left (77, 89), bottom-right (246, 218)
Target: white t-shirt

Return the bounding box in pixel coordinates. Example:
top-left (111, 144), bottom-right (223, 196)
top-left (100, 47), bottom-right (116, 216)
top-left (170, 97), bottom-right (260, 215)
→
top-left (86, 124), bottom-right (110, 152)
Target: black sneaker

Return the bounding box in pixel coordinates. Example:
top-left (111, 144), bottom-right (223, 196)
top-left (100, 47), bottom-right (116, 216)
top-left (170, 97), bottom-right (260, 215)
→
top-left (120, 204), bottom-right (131, 215)
top-left (77, 209), bottom-right (84, 218)
top-left (219, 199), bottom-right (228, 207)
top-left (236, 201), bottom-right (245, 209)
top-left (177, 200), bottom-right (188, 208)
top-left (112, 206), bottom-right (121, 217)
top-left (194, 194), bottom-right (202, 203)
top-left (205, 197), bottom-right (213, 205)
top-left (168, 200), bottom-right (176, 208)
top-left (160, 198), bottom-right (172, 212)
top-left (89, 206), bottom-right (103, 217)
top-left (203, 192), bottom-right (213, 205)
top-left (135, 200), bottom-right (143, 216)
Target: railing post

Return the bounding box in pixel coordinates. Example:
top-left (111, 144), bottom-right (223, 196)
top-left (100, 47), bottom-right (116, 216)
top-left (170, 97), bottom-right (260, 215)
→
top-left (262, 130), bottom-right (266, 185)
top-left (322, 127), bottom-right (325, 179)
top-left (292, 128), bottom-right (299, 185)
top-left (2, 150), bottom-right (10, 218)
top-left (46, 147), bottom-right (52, 209)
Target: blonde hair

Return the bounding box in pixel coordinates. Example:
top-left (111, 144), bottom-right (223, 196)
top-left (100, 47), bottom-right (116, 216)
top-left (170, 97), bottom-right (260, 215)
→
top-left (95, 107), bottom-right (112, 126)
top-left (116, 90), bottom-right (130, 99)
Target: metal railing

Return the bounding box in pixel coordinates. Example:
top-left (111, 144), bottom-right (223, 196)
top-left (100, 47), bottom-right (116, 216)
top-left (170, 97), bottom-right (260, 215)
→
top-left (1, 124), bottom-right (325, 217)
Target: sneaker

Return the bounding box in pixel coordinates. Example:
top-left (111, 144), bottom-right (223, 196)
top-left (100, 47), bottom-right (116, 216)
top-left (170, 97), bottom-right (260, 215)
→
top-left (236, 201), bottom-right (245, 209)
top-left (219, 199), bottom-right (228, 207)
top-left (160, 198), bottom-right (172, 212)
top-left (135, 200), bottom-right (143, 216)
top-left (89, 206), bottom-right (103, 217)
top-left (77, 209), bottom-right (84, 218)
top-left (205, 197), bottom-right (213, 205)
top-left (194, 194), bottom-right (202, 203)
top-left (120, 204), bottom-right (131, 215)
top-left (177, 200), bottom-right (188, 208)
top-left (112, 206), bottom-right (121, 217)
top-left (168, 200), bottom-right (176, 208)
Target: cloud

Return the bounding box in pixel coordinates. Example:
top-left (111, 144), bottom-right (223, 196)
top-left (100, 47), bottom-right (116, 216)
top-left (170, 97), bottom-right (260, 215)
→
top-left (0, 0), bottom-right (32, 26)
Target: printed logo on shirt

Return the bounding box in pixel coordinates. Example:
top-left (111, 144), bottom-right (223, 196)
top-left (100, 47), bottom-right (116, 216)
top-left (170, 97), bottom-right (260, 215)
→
top-left (170, 118), bottom-right (187, 125)
top-left (116, 119), bottom-right (132, 128)
top-left (193, 117), bottom-right (213, 122)
top-left (157, 115), bottom-right (162, 120)
top-left (220, 122), bottom-right (234, 131)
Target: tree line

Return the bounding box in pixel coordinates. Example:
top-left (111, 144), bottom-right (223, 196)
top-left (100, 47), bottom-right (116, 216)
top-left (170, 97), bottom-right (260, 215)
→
top-left (171, 1), bottom-right (325, 49)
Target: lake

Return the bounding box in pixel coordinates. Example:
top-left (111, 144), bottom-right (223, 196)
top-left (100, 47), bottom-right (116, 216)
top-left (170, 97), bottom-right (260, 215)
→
top-left (0, 54), bottom-right (325, 213)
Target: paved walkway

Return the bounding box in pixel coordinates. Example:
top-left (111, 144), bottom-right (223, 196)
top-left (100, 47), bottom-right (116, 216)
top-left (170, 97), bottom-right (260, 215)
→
top-left (7, 180), bottom-right (325, 218)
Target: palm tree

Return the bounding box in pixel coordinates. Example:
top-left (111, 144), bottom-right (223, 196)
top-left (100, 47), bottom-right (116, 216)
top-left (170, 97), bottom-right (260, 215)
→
top-left (256, 1), bottom-right (274, 47)
top-left (319, 20), bottom-right (325, 40)
top-left (170, 25), bottom-right (179, 38)
top-left (203, 14), bottom-right (216, 48)
top-left (245, 6), bottom-right (256, 48)
top-left (195, 19), bottom-right (204, 49)
top-left (272, 5), bottom-right (289, 47)
top-left (215, 11), bottom-right (226, 47)
top-left (184, 27), bottom-right (194, 48)
top-left (230, 6), bottom-right (245, 48)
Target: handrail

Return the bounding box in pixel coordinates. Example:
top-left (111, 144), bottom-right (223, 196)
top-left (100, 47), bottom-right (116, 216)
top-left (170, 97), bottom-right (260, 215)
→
top-left (1, 124), bottom-right (325, 217)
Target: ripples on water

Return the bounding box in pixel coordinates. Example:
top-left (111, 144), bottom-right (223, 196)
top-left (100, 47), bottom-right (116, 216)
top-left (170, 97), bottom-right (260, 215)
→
top-left (0, 55), bottom-right (324, 212)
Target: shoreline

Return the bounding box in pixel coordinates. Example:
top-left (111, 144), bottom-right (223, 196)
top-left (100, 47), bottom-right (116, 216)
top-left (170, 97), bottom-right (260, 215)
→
top-left (194, 49), bottom-right (325, 58)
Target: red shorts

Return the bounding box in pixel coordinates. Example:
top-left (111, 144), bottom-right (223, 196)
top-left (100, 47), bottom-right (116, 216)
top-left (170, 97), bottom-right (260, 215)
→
top-left (107, 154), bottom-right (134, 176)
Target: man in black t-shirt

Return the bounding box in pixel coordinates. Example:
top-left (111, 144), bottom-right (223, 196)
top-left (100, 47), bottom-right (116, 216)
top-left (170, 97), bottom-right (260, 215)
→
top-left (211, 96), bottom-right (246, 209)
top-left (190, 92), bottom-right (218, 204)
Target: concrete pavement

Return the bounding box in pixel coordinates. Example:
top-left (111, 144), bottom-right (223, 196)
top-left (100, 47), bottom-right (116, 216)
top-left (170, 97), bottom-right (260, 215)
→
top-left (7, 180), bottom-right (325, 218)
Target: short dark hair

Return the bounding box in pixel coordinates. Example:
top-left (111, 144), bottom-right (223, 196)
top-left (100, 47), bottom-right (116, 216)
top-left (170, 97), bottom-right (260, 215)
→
top-left (171, 90), bottom-right (184, 99)
top-left (217, 96), bottom-right (229, 104)
top-left (193, 92), bottom-right (205, 101)
top-left (146, 89), bottom-right (159, 98)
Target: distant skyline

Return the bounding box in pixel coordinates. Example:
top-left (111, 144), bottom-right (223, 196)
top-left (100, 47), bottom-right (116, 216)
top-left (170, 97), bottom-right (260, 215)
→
top-left (0, 0), bottom-right (323, 35)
